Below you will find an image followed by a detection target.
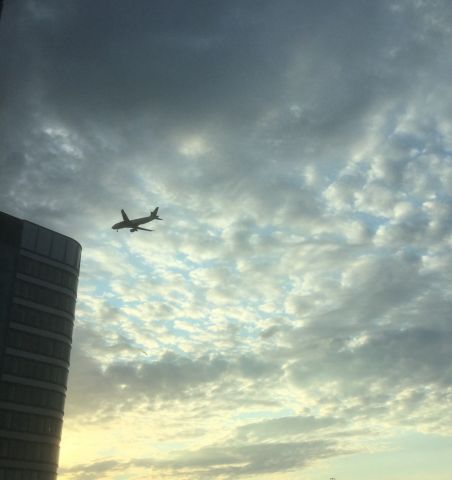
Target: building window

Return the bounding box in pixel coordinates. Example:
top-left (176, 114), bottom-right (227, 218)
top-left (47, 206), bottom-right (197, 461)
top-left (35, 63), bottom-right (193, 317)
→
top-left (65, 240), bottom-right (77, 267)
top-left (50, 234), bottom-right (66, 262)
top-left (3, 355), bottom-right (68, 387)
top-left (17, 256), bottom-right (78, 292)
top-left (0, 438), bottom-right (58, 464)
top-left (7, 329), bottom-right (71, 361)
top-left (0, 410), bottom-right (62, 438)
top-left (36, 228), bottom-right (52, 257)
top-left (10, 304), bottom-right (74, 339)
top-left (0, 381), bottom-right (65, 412)
top-left (21, 223), bottom-right (38, 251)
top-left (14, 280), bottom-right (76, 315)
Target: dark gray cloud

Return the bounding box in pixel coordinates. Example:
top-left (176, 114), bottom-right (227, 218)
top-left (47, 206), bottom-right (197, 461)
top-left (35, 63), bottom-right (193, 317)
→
top-left (3, 0), bottom-right (452, 229)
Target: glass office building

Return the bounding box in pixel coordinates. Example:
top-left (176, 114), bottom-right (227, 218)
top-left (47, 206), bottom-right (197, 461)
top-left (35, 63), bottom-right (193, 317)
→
top-left (0, 211), bottom-right (81, 479)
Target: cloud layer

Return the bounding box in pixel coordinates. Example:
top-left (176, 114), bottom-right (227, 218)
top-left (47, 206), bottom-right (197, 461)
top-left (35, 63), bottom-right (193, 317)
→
top-left (1, 1), bottom-right (452, 479)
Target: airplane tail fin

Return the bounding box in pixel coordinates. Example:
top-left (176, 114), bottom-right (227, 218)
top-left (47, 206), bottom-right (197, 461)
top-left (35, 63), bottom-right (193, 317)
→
top-left (151, 207), bottom-right (163, 220)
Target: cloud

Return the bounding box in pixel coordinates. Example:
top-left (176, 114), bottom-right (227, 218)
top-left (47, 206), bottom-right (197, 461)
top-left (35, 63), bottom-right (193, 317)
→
top-left (2, 0), bottom-right (452, 478)
top-left (235, 415), bottom-right (344, 442)
top-left (61, 439), bottom-right (344, 479)
top-left (66, 321), bottom-right (283, 419)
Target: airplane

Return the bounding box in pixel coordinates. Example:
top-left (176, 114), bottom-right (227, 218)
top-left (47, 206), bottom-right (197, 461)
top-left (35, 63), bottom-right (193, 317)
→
top-left (112, 207), bottom-right (162, 232)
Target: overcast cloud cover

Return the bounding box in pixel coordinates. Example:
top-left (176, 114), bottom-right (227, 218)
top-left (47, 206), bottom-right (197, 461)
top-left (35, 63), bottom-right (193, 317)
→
top-left (1, 1), bottom-right (452, 479)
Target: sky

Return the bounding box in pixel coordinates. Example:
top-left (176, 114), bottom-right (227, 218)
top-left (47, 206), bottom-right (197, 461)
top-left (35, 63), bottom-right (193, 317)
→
top-left (1, 1), bottom-right (452, 479)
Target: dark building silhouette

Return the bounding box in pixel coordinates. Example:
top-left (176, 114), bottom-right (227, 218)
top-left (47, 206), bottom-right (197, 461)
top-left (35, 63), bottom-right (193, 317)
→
top-left (0, 211), bottom-right (81, 479)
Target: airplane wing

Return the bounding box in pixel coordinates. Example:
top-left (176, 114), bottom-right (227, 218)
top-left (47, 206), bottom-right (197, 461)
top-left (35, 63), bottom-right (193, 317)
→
top-left (121, 209), bottom-right (130, 221)
top-left (136, 226), bottom-right (153, 232)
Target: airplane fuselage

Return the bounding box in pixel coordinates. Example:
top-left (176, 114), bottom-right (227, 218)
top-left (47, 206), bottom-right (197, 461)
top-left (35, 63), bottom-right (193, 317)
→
top-left (112, 216), bottom-right (152, 230)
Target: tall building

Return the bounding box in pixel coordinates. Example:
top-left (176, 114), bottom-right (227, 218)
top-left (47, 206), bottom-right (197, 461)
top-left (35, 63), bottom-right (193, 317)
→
top-left (0, 211), bottom-right (81, 479)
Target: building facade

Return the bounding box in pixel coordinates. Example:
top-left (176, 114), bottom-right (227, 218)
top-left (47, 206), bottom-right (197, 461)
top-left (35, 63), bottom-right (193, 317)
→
top-left (0, 211), bottom-right (81, 479)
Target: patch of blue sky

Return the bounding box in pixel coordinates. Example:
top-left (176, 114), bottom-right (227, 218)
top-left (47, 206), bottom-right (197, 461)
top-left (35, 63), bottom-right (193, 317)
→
top-left (103, 296), bottom-right (125, 309)
top-left (91, 280), bottom-right (115, 297)
top-left (228, 322), bottom-right (264, 343)
top-left (390, 129), bottom-right (430, 152)
top-left (174, 252), bottom-right (197, 266)
top-left (157, 318), bottom-right (197, 339)
top-left (126, 249), bottom-right (160, 274)
top-left (183, 252), bottom-right (227, 266)
top-left (398, 244), bottom-right (426, 260)
top-left (433, 191), bottom-right (452, 203)
top-left (166, 289), bottom-right (189, 303)
top-left (123, 300), bottom-right (145, 310)
top-left (352, 211), bottom-right (388, 231)
top-left (81, 278), bottom-right (126, 310)
top-left (253, 223), bottom-right (282, 238)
